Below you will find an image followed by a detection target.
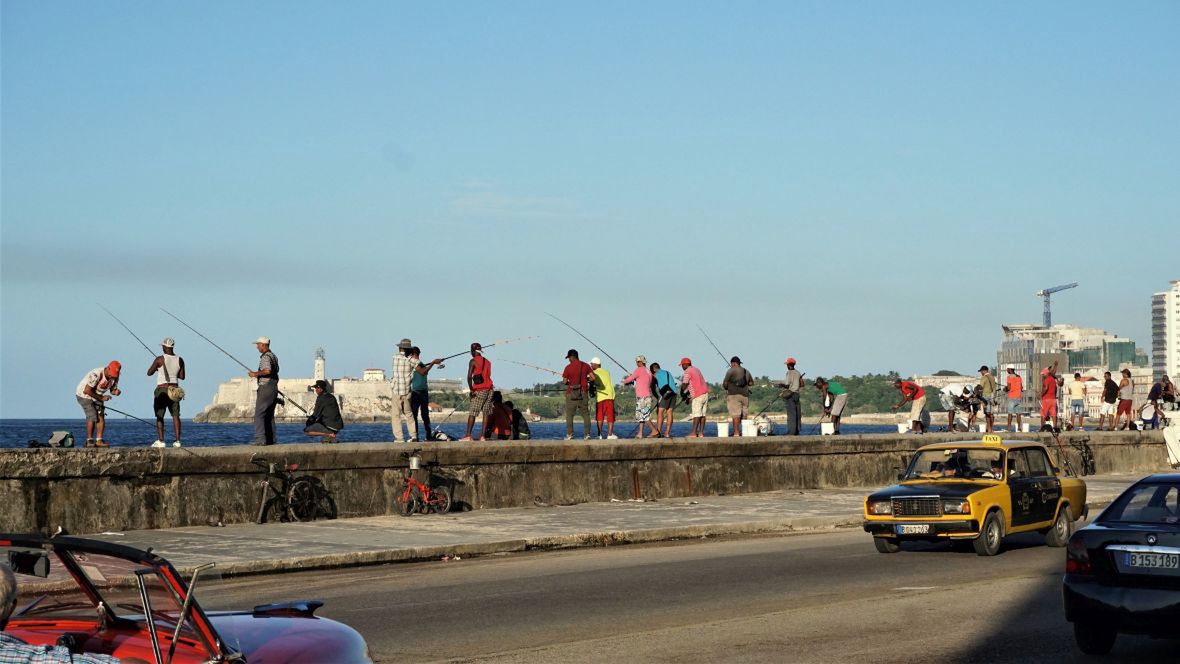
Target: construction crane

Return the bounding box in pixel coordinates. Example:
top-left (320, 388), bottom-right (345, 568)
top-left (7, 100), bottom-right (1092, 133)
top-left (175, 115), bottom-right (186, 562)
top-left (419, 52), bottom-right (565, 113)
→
top-left (1035, 282), bottom-right (1078, 327)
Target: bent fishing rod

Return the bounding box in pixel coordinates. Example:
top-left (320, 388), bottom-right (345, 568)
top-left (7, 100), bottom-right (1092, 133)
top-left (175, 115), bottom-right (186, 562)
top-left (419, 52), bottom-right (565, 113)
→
top-left (160, 308), bottom-right (309, 414)
top-left (101, 306), bottom-right (157, 358)
top-left (103, 404), bottom-right (157, 429)
top-left (545, 313), bottom-right (629, 374)
top-left (437, 336), bottom-right (540, 362)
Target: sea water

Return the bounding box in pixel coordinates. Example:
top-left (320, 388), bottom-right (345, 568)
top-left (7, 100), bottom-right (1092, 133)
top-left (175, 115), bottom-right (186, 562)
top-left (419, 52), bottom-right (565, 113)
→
top-left (0, 419), bottom-right (897, 449)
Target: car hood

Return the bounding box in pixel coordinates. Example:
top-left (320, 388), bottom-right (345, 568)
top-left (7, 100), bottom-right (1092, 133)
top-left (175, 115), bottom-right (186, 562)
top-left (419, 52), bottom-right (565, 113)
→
top-left (209, 612), bottom-right (371, 663)
top-left (867, 482), bottom-right (991, 501)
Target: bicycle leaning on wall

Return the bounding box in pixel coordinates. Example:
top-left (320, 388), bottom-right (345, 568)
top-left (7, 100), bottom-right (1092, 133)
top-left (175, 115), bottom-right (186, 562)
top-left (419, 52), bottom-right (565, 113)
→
top-left (251, 454), bottom-right (338, 524)
top-left (393, 449), bottom-right (452, 516)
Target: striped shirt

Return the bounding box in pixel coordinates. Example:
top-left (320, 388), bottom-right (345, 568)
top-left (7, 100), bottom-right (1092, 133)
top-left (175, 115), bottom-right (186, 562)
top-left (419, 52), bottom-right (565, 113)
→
top-left (257, 351), bottom-right (278, 385)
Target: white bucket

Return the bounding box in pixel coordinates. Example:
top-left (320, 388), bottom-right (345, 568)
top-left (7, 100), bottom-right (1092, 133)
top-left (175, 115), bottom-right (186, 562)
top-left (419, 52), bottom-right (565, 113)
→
top-left (408, 455), bottom-right (421, 470)
top-left (716, 421), bottom-right (729, 438)
top-left (1021, 423), bottom-right (1031, 433)
top-left (820, 422), bottom-right (835, 436)
top-left (741, 421), bottom-right (758, 437)
top-left (897, 423), bottom-right (909, 434)
top-left (978, 423), bottom-right (987, 433)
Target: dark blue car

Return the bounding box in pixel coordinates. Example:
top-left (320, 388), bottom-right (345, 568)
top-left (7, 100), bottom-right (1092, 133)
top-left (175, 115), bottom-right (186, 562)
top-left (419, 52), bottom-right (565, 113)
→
top-left (1063, 473), bottom-right (1180, 655)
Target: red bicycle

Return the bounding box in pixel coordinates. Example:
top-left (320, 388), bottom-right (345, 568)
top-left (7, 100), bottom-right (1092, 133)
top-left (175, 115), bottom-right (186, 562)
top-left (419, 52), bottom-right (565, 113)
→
top-left (394, 449), bottom-right (452, 516)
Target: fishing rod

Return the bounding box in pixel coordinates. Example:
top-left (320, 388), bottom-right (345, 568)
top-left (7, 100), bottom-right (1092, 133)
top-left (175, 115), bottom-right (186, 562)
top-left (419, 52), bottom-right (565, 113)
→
top-left (753, 373), bottom-right (807, 418)
top-left (501, 358), bottom-right (563, 377)
top-left (103, 404), bottom-right (157, 429)
top-left (101, 306), bottom-right (156, 358)
top-left (160, 308), bottom-right (308, 414)
top-left (437, 336), bottom-right (540, 362)
top-left (696, 325), bottom-right (730, 366)
top-left (545, 313), bottom-right (629, 374)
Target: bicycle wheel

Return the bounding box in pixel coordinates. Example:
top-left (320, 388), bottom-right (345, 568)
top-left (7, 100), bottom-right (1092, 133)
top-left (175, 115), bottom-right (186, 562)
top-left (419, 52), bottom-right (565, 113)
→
top-left (429, 486), bottom-right (452, 515)
top-left (287, 478), bottom-right (319, 522)
top-left (394, 486), bottom-right (421, 517)
top-left (259, 497), bottom-right (286, 524)
top-left (315, 488), bottom-right (338, 520)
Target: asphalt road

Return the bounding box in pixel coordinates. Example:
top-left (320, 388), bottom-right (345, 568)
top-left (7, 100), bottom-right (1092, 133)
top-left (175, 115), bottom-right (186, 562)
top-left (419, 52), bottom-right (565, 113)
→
top-left (199, 529), bottom-right (1175, 663)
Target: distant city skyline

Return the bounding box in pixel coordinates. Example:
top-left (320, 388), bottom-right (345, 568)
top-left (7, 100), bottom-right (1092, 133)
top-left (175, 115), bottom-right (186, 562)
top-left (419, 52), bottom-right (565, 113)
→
top-left (2, 2), bottom-right (1177, 417)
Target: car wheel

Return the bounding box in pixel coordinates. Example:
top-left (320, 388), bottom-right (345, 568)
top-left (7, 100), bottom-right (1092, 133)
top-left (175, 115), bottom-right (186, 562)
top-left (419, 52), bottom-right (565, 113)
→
top-left (1046, 505), bottom-right (1073, 547)
top-left (429, 486), bottom-right (453, 515)
top-left (1074, 619), bottom-right (1117, 655)
top-left (973, 511), bottom-right (1003, 556)
top-left (394, 487), bottom-right (422, 517)
top-left (873, 537), bottom-right (901, 553)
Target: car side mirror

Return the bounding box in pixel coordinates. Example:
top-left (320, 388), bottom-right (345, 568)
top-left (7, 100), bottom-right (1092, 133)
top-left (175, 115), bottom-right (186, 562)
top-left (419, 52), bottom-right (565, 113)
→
top-left (894, 466), bottom-right (904, 481)
top-left (8, 549), bottom-right (50, 578)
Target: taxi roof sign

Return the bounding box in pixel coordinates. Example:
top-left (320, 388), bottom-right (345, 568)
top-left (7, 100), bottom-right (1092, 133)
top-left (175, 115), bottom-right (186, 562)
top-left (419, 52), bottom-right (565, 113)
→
top-left (981, 434), bottom-right (1003, 446)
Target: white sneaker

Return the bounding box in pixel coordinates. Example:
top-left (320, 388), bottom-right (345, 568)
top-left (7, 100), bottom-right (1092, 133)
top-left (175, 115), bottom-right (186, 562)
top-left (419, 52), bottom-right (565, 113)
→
top-left (151, 440), bottom-right (166, 448)
top-left (564, 435), bottom-right (573, 440)
top-left (607, 434), bottom-right (619, 440)
top-left (172, 440), bottom-right (182, 447)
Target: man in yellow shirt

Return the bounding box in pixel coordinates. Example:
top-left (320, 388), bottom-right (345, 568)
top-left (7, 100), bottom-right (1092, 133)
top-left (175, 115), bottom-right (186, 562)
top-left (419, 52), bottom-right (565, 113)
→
top-left (590, 358), bottom-right (618, 439)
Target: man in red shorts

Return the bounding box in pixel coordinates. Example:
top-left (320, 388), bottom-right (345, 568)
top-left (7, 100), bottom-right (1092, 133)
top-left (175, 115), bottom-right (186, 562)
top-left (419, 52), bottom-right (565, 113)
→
top-left (590, 358), bottom-right (617, 439)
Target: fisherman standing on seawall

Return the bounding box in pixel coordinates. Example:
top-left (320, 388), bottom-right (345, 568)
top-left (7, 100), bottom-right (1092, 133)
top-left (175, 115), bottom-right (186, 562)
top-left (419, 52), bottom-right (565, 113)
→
top-left (891, 377), bottom-right (926, 434)
top-left (651, 361), bottom-right (677, 438)
top-left (776, 358), bottom-right (804, 435)
top-left (147, 338), bottom-right (185, 448)
top-left (622, 355), bottom-right (659, 439)
top-left (814, 377), bottom-right (848, 435)
top-left (721, 356), bottom-right (753, 438)
top-left (590, 358), bottom-right (618, 439)
top-left (679, 357), bottom-right (709, 438)
top-left (461, 342), bottom-right (494, 441)
top-left (391, 338), bottom-right (417, 443)
top-left (1039, 360), bottom-right (1059, 431)
top-left (410, 346), bottom-right (443, 441)
top-left (977, 365), bottom-right (997, 433)
top-left (561, 349), bottom-right (594, 440)
top-left (1005, 365), bottom-right (1023, 431)
top-left (248, 336), bottom-right (279, 446)
top-left (75, 361), bottom-right (122, 447)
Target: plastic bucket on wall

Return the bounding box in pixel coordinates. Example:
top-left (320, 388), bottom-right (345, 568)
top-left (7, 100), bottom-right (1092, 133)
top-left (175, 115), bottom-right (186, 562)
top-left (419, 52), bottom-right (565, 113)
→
top-left (820, 422), bottom-right (835, 436)
top-left (741, 421), bottom-right (758, 437)
top-left (409, 455), bottom-right (421, 470)
top-left (897, 423), bottom-right (909, 434)
top-left (716, 421), bottom-right (729, 437)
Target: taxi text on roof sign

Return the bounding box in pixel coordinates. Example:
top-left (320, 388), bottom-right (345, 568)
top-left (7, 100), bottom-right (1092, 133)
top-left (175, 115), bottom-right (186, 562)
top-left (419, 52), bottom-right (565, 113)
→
top-left (981, 434), bottom-right (1003, 446)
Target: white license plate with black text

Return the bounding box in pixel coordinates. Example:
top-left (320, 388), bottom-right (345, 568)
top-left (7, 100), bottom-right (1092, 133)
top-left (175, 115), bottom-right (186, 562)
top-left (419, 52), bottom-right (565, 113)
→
top-left (1126, 552), bottom-right (1180, 569)
top-left (896, 524), bottom-right (930, 535)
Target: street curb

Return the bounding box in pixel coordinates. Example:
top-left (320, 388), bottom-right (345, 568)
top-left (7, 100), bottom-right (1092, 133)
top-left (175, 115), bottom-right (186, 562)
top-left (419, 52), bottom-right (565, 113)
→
top-left (174, 494), bottom-right (1118, 579)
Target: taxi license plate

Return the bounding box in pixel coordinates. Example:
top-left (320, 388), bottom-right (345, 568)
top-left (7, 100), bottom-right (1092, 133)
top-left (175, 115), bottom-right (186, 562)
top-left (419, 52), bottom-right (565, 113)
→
top-left (1126, 552), bottom-right (1180, 569)
top-left (896, 525), bottom-right (930, 535)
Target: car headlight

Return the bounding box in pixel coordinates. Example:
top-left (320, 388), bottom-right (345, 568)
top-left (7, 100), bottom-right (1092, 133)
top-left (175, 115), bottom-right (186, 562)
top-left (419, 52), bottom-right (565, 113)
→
top-left (942, 500), bottom-right (971, 514)
top-left (869, 501), bottom-right (892, 515)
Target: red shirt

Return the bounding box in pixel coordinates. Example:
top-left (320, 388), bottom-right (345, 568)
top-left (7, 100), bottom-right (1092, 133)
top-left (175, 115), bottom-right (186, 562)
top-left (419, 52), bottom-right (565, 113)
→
top-left (562, 361), bottom-right (593, 395)
top-left (900, 381), bottom-right (925, 399)
top-left (1042, 375), bottom-right (1057, 400)
top-left (469, 355), bottom-right (493, 392)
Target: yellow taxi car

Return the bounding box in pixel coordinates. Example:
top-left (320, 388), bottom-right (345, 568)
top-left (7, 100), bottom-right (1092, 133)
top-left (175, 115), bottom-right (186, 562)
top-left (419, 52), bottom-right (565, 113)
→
top-left (863, 435), bottom-right (1088, 556)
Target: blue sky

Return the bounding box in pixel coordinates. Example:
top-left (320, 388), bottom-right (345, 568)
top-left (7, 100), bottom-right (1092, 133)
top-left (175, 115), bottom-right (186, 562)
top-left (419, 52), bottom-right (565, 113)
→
top-left (2, 2), bottom-right (1177, 418)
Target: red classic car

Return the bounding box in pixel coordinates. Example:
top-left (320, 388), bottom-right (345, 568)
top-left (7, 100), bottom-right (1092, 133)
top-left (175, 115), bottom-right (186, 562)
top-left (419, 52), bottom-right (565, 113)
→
top-left (2, 533), bottom-right (372, 663)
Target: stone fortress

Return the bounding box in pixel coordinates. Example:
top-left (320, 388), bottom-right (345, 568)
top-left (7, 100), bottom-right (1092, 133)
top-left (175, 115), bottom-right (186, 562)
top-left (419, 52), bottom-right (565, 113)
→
top-left (194, 348), bottom-right (465, 422)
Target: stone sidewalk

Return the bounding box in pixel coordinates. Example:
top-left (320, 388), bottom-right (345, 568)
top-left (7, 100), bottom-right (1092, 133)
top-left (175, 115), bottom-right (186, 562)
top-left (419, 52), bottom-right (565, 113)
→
top-left (88, 473), bottom-right (1142, 577)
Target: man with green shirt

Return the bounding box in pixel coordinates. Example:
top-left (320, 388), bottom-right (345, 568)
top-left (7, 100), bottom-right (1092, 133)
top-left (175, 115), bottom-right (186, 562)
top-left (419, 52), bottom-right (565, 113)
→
top-left (814, 377), bottom-right (848, 435)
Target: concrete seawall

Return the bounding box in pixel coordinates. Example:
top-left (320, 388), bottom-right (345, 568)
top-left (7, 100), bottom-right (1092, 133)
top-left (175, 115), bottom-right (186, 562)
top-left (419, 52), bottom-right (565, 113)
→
top-left (1, 431), bottom-right (1169, 533)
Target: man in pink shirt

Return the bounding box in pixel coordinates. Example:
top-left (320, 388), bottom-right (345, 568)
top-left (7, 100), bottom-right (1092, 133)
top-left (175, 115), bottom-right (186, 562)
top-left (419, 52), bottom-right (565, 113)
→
top-left (622, 355), bottom-right (659, 438)
top-left (679, 357), bottom-right (709, 438)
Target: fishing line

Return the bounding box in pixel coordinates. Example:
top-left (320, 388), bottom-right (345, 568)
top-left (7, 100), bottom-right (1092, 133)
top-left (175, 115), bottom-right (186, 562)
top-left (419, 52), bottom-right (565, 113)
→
top-left (501, 358), bottom-right (563, 377)
top-left (159, 308), bottom-right (308, 414)
top-left (437, 336), bottom-right (539, 362)
top-left (696, 325), bottom-right (730, 366)
top-left (102, 405), bottom-right (158, 429)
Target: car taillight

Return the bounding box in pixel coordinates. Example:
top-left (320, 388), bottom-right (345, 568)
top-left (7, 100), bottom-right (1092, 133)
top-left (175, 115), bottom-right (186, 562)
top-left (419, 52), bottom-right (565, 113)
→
top-left (1066, 537), bottom-right (1092, 575)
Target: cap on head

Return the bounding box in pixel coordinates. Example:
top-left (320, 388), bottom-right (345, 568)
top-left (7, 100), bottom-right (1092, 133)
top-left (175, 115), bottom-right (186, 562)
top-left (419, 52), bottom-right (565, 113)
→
top-left (410, 346), bottom-right (420, 355)
top-left (255, 336), bottom-right (270, 346)
top-left (979, 365), bottom-right (989, 372)
top-left (311, 379), bottom-right (329, 391)
top-left (106, 361), bottom-right (121, 378)
top-left (471, 342), bottom-right (482, 351)
top-left (785, 357), bottom-right (797, 365)
top-left (1041, 368), bottom-right (1049, 375)
top-left (566, 349), bottom-right (579, 359)
top-left (730, 356), bottom-right (742, 364)
top-left (1006, 365), bottom-right (1015, 371)
top-left (398, 338), bottom-right (412, 350)
top-left (590, 357), bottom-right (602, 366)
top-left (635, 355), bottom-right (646, 364)
top-left (679, 357), bottom-right (692, 366)
top-left (161, 338), bottom-right (175, 348)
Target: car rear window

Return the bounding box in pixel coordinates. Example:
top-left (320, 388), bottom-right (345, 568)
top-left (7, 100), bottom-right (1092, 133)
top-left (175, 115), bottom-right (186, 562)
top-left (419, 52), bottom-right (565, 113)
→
top-left (1101, 482), bottom-right (1180, 524)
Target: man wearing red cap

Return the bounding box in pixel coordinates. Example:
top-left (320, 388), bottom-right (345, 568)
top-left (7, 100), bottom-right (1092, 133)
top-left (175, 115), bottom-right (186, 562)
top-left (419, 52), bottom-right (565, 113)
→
top-left (75, 361), bottom-right (122, 447)
top-left (775, 358), bottom-right (804, 435)
top-left (678, 358), bottom-right (709, 437)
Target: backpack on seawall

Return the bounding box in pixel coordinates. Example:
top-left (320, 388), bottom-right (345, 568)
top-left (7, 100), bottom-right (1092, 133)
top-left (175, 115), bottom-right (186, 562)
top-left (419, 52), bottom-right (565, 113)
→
top-left (48, 431), bottom-right (75, 448)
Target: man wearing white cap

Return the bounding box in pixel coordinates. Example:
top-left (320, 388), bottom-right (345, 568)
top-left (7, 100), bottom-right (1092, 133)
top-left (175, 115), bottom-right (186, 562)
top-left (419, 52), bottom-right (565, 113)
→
top-left (147, 337), bottom-right (186, 447)
top-left (248, 336), bottom-right (279, 445)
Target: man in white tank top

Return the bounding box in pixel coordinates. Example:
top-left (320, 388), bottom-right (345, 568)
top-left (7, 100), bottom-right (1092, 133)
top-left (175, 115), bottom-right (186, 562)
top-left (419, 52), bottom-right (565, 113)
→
top-left (147, 338), bottom-right (186, 447)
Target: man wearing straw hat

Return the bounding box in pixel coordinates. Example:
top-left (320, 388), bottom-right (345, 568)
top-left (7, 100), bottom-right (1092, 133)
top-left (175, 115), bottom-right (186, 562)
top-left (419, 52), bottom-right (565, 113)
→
top-left (391, 338), bottom-right (418, 443)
